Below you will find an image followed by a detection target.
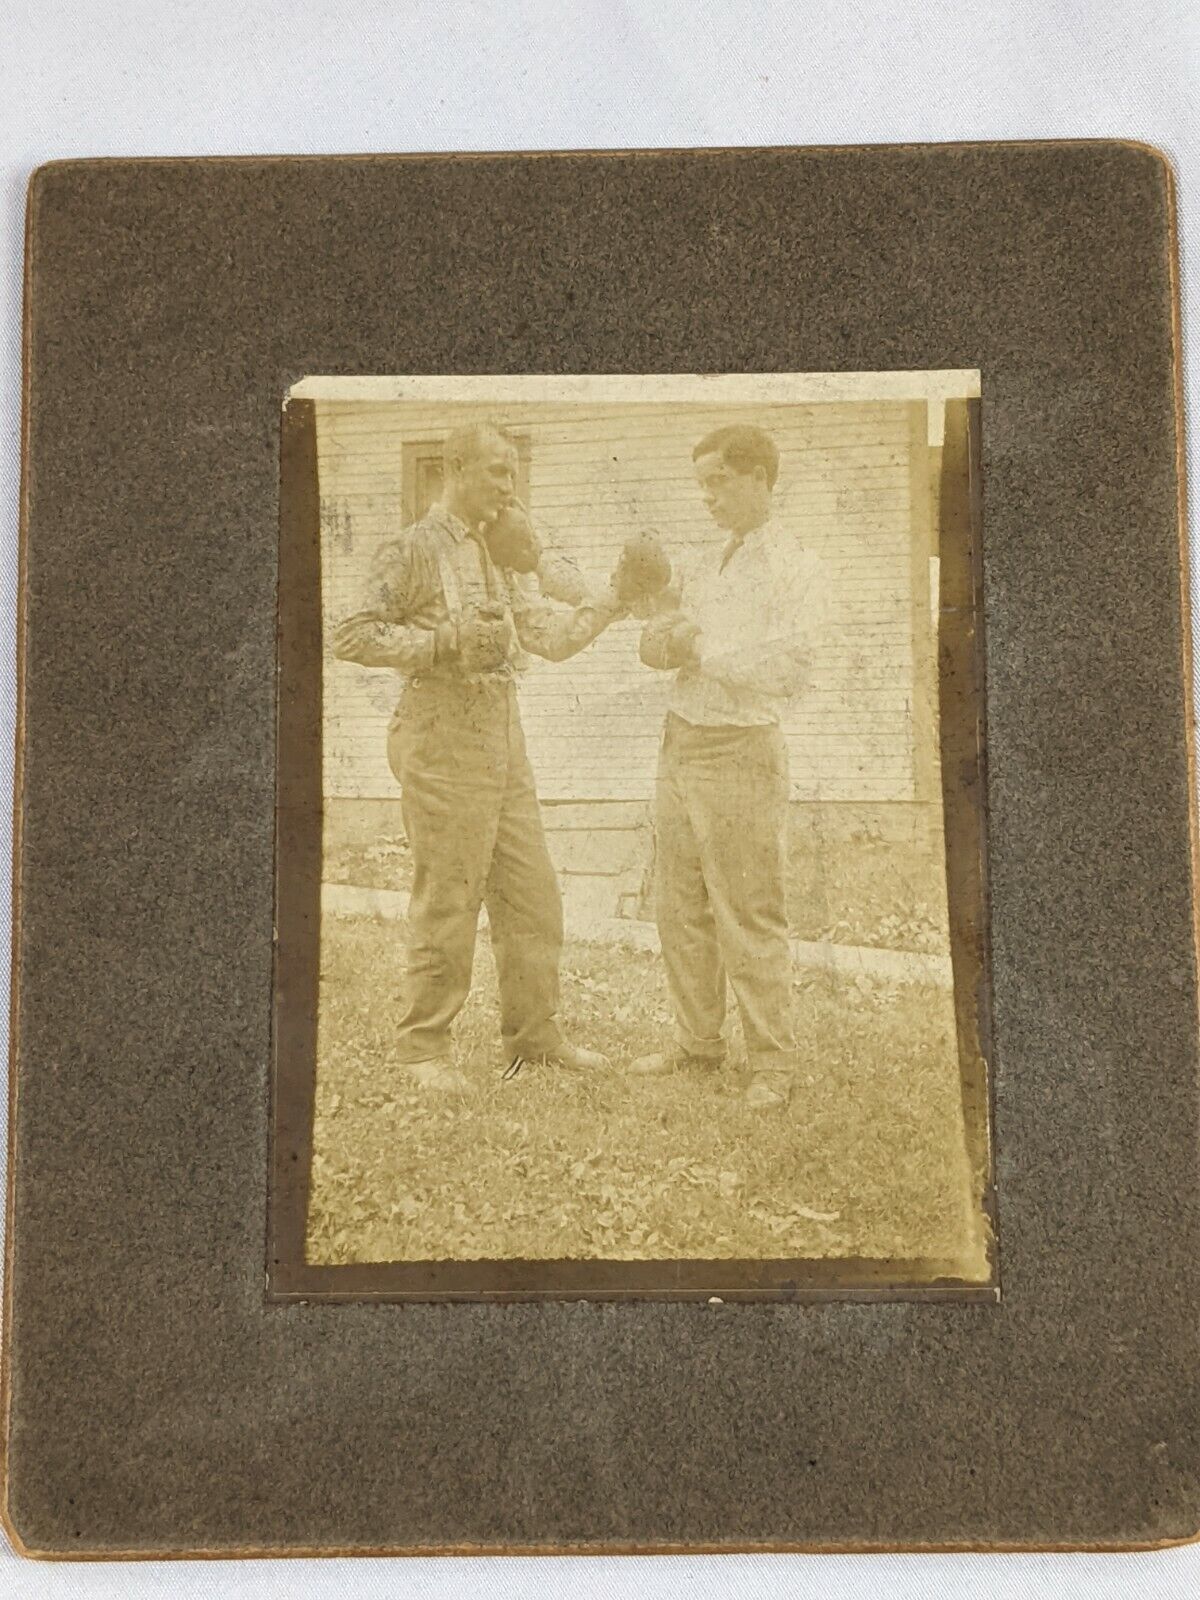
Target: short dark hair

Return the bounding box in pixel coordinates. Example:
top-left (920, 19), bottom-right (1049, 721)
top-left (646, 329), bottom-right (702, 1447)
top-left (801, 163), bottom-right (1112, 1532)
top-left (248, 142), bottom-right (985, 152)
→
top-left (442, 419), bottom-right (515, 475)
top-left (692, 424), bottom-right (780, 490)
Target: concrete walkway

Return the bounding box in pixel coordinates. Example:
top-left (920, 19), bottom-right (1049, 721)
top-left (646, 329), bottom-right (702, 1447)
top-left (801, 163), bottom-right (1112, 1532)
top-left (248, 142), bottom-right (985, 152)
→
top-left (320, 882), bottom-right (954, 988)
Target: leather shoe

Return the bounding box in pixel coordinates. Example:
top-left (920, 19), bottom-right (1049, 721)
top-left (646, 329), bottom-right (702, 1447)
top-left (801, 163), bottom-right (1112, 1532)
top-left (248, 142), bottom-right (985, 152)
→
top-left (629, 1047), bottom-right (725, 1077)
top-left (405, 1058), bottom-right (470, 1093)
top-left (505, 1040), bottom-right (611, 1077)
top-left (744, 1072), bottom-right (792, 1109)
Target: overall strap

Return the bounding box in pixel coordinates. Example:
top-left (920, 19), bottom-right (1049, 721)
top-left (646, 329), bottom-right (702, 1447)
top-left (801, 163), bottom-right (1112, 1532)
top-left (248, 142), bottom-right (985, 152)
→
top-left (435, 547), bottom-right (464, 623)
top-left (468, 528), bottom-right (499, 601)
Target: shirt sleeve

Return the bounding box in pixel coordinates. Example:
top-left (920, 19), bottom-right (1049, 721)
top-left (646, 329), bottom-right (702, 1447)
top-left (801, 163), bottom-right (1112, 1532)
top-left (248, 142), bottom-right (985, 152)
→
top-left (330, 533), bottom-right (440, 674)
top-left (507, 569), bottom-right (625, 663)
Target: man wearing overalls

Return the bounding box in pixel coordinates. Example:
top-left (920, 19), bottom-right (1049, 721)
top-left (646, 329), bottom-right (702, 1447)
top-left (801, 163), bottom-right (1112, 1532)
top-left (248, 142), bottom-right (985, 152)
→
top-left (632, 423), bottom-right (828, 1110)
top-left (333, 420), bottom-right (629, 1092)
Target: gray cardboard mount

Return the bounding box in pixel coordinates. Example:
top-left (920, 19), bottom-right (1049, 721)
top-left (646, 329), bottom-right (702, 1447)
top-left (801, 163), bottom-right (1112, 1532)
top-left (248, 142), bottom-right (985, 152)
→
top-left (3, 143), bottom-right (1198, 1556)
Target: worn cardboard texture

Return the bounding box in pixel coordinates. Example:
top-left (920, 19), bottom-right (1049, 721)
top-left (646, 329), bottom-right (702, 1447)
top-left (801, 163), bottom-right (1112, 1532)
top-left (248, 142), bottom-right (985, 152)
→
top-left (4, 144), bottom-right (1198, 1554)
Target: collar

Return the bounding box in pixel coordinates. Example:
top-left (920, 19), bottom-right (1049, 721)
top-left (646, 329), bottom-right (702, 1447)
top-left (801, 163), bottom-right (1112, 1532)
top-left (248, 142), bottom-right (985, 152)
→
top-left (427, 502), bottom-right (472, 543)
top-left (719, 518), bottom-right (771, 571)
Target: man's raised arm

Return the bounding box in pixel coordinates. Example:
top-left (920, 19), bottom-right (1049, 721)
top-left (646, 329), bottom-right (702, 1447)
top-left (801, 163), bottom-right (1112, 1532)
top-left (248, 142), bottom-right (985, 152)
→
top-left (507, 567), bottom-right (626, 663)
top-left (508, 527), bottom-right (675, 664)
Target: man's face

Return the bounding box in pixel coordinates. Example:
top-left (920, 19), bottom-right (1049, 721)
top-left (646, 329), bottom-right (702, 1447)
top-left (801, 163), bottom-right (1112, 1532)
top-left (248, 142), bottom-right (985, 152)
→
top-left (455, 432), bottom-right (518, 525)
top-left (694, 450), bottom-right (767, 535)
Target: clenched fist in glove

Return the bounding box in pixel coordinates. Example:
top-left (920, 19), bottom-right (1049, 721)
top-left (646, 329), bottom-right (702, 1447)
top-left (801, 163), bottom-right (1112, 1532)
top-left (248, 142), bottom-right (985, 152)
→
top-left (480, 502), bottom-right (542, 575)
top-left (445, 602), bottom-right (517, 674)
top-left (612, 530), bottom-right (673, 612)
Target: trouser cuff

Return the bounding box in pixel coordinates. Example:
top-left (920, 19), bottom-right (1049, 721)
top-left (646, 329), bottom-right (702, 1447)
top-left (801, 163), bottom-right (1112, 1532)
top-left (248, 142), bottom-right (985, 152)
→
top-left (394, 1043), bottom-right (452, 1066)
top-left (672, 1023), bottom-right (727, 1060)
top-left (748, 1049), bottom-right (799, 1078)
top-left (504, 1021), bottom-right (564, 1059)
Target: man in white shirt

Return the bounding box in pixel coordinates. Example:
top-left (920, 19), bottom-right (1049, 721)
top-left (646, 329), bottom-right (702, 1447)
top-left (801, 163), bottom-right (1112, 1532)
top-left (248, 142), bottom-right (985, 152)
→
top-left (632, 423), bottom-right (824, 1109)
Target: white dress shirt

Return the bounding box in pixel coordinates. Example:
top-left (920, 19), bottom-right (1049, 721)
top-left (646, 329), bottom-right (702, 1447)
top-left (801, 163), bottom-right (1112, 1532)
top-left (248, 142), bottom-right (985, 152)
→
top-left (666, 520), bottom-right (828, 728)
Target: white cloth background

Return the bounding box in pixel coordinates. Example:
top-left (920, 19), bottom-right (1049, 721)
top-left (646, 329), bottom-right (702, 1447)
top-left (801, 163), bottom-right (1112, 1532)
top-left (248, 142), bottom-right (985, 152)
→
top-left (1, 2), bottom-right (1196, 1595)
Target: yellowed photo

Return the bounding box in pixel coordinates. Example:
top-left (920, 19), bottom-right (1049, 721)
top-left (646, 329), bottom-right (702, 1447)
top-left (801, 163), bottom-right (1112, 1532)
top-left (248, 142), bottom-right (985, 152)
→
top-left (272, 372), bottom-right (994, 1301)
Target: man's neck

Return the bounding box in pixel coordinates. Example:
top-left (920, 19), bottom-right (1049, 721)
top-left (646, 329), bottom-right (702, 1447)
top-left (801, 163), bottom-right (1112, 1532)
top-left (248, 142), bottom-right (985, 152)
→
top-left (733, 510), bottom-right (769, 537)
top-left (441, 494), bottom-right (473, 528)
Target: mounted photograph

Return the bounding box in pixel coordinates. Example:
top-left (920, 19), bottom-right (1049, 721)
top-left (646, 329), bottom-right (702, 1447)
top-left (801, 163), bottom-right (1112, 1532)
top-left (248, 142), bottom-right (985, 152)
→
top-left (271, 371), bottom-right (994, 1301)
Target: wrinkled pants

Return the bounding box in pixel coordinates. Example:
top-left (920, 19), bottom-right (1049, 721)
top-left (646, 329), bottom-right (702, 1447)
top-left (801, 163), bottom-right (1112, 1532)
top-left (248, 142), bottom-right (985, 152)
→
top-left (655, 711), bottom-right (797, 1075)
top-left (387, 678), bottom-right (564, 1063)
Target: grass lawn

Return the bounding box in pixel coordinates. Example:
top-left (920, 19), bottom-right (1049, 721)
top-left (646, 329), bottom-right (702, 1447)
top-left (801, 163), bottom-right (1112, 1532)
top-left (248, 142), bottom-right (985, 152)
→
top-left (306, 913), bottom-right (990, 1280)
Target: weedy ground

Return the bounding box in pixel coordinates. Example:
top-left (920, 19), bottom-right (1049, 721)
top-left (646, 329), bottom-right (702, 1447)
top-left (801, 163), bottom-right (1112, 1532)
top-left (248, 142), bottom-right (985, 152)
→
top-left (306, 914), bottom-right (987, 1274)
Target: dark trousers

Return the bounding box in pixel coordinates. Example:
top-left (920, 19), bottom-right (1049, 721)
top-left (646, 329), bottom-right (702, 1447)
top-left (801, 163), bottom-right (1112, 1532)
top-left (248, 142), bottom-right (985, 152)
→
top-left (655, 712), bottom-right (797, 1074)
top-left (387, 678), bottom-right (564, 1064)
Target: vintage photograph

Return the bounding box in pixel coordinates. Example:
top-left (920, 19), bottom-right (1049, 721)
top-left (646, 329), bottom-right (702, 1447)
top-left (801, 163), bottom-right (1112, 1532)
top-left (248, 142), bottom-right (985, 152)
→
top-left (272, 373), bottom-right (994, 1300)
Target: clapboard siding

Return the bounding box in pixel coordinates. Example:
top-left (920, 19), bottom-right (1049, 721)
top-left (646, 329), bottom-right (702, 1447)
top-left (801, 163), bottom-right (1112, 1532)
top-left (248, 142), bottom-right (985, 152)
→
top-left (315, 400), bottom-right (928, 802)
